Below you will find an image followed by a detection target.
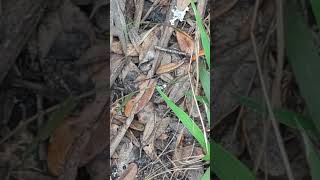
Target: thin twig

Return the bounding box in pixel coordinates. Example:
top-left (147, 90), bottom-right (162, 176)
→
top-left (250, 0), bottom-right (294, 179)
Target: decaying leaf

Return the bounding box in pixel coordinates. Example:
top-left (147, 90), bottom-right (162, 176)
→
top-left (136, 80), bottom-right (156, 112)
top-left (112, 41), bottom-right (138, 56)
top-left (173, 145), bottom-right (204, 166)
top-left (124, 99), bottom-right (135, 117)
top-left (139, 27), bottom-right (160, 64)
top-left (126, 130), bottom-right (141, 148)
top-left (142, 113), bottom-right (155, 144)
top-left (168, 75), bottom-right (190, 103)
top-left (80, 114), bottom-right (109, 166)
top-left (137, 102), bottom-right (155, 124)
top-left (154, 117), bottom-right (171, 138)
top-left (176, 30), bottom-right (194, 54)
top-left (117, 139), bottom-right (136, 176)
top-left (143, 141), bottom-right (157, 160)
top-left (176, 0), bottom-right (191, 10)
top-left (118, 163), bottom-right (138, 180)
top-left (156, 61), bottom-right (185, 74)
top-left (47, 118), bottom-right (77, 176)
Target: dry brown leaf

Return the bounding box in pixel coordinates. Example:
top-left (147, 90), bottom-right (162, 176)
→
top-left (142, 114), bottom-right (155, 143)
top-left (176, 31), bottom-right (194, 54)
top-left (118, 163), bottom-right (138, 180)
top-left (47, 118), bottom-right (77, 176)
top-left (176, 0), bottom-right (191, 10)
top-left (137, 102), bottom-right (155, 124)
top-left (154, 117), bottom-right (171, 138)
top-left (115, 115), bottom-right (144, 131)
top-left (80, 115), bottom-right (108, 165)
top-left (135, 79), bottom-right (156, 113)
top-left (156, 61), bottom-right (184, 74)
top-left (173, 145), bottom-right (204, 166)
top-left (168, 75), bottom-right (190, 103)
top-left (124, 99), bottom-right (136, 117)
top-left (139, 27), bottom-right (160, 63)
top-left (159, 73), bottom-right (174, 83)
top-left (130, 120), bottom-right (145, 131)
top-left (158, 133), bottom-right (169, 140)
top-left (143, 142), bottom-right (157, 160)
top-left (112, 41), bottom-right (138, 56)
top-left (126, 130), bottom-right (141, 148)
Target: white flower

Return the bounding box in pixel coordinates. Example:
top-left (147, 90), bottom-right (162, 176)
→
top-left (170, 6), bottom-right (189, 25)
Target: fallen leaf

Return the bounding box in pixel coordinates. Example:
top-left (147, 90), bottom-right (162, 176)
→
top-left (154, 117), bottom-right (171, 138)
top-left (173, 145), bottom-right (204, 166)
top-left (118, 163), bottom-right (138, 180)
top-left (139, 27), bottom-right (160, 63)
top-left (112, 41), bottom-right (138, 56)
top-left (137, 102), bottom-right (155, 124)
top-left (156, 61), bottom-right (185, 74)
top-left (168, 75), bottom-right (190, 103)
top-left (47, 118), bottom-right (77, 176)
top-left (158, 133), bottom-right (169, 140)
top-left (143, 142), bottom-right (157, 160)
top-left (126, 130), bottom-right (141, 148)
top-left (117, 140), bottom-right (136, 176)
top-left (176, 0), bottom-right (191, 10)
top-left (176, 31), bottom-right (194, 54)
top-left (80, 113), bottom-right (109, 165)
top-left (124, 99), bottom-right (135, 117)
top-left (135, 79), bottom-right (156, 113)
top-left (142, 114), bottom-right (155, 144)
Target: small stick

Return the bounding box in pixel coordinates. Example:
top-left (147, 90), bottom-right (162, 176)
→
top-left (154, 46), bottom-right (189, 57)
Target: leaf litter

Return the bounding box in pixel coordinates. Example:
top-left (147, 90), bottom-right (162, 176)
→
top-left (111, 0), bottom-right (210, 179)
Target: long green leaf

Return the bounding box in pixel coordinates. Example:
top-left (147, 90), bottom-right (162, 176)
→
top-left (189, 0), bottom-right (210, 68)
top-left (201, 167), bottom-right (210, 180)
top-left (310, 0), bottom-right (320, 27)
top-left (212, 140), bottom-right (255, 180)
top-left (230, 92), bottom-right (319, 136)
top-left (284, 0), bottom-right (320, 133)
top-left (302, 132), bottom-right (320, 180)
top-left (156, 86), bottom-right (209, 157)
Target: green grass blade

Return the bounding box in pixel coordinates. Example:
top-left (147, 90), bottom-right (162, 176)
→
top-left (310, 0), bottom-right (320, 27)
top-left (284, 0), bottom-right (320, 133)
top-left (302, 132), bottom-right (320, 180)
top-left (201, 167), bottom-right (210, 180)
top-left (212, 140), bottom-right (255, 180)
top-left (156, 86), bottom-right (209, 155)
top-left (189, 0), bottom-right (210, 68)
top-left (230, 92), bottom-right (319, 136)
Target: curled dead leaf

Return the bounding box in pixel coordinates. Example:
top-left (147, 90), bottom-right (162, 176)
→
top-left (156, 61), bottom-right (184, 74)
top-left (176, 30), bottom-right (194, 54)
top-left (118, 163), bottom-right (138, 180)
